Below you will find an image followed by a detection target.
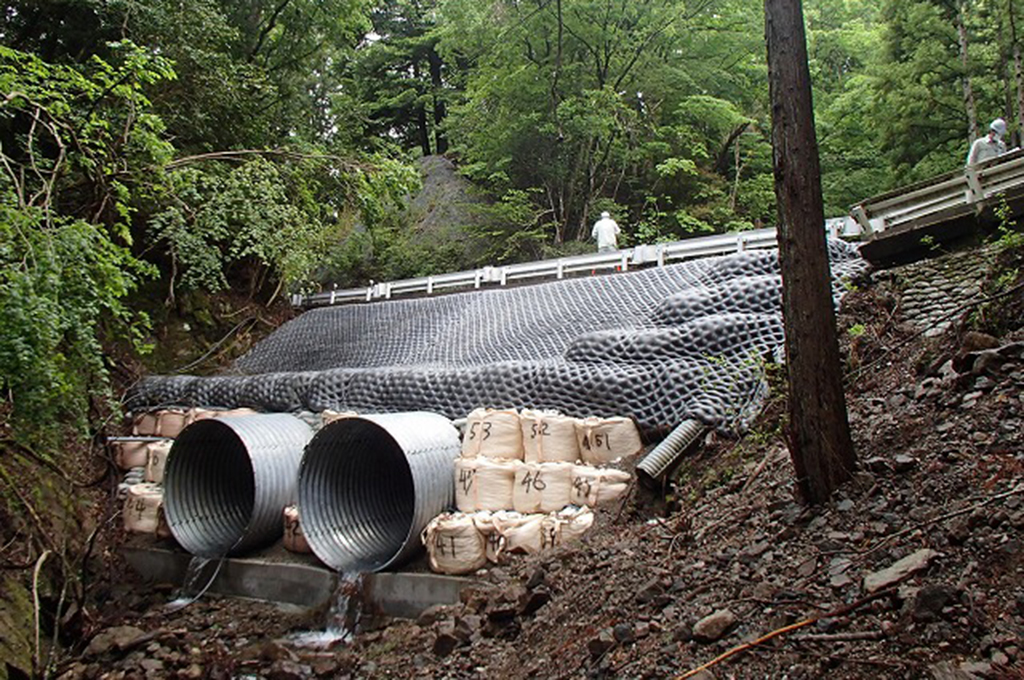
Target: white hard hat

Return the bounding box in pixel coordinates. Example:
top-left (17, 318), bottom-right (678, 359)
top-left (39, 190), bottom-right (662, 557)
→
top-left (991, 118), bottom-right (1008, 136)
top-left (600, 211), bottom-right (610, 218)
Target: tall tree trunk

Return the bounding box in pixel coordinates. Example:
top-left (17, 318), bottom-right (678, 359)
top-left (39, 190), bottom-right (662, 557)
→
top-left (1010, 0), bottom-right (1024, 145)
top-left (412, 61), bottom-right (432, 156)
top-left (764, 0), bottom-right (856, 505)
top-left (957, 1), bottom-right (979, 142)
top-left (427, 46), bottom-right (448, 154)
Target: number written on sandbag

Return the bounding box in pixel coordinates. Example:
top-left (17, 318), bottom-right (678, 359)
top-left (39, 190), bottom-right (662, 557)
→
top-left (458, 468), bottom-right (476, 494)
top-left (530, 422), bottom-right (550, 439)
top-left (520, 471), bottom-right (547, 492)
top-left (541, 525), bottom-right (559, 549)
top-left (572, 476), bottom-right (592, 500)
top-left (581, 433), bottom-right (611, 451)
top-left (467, 422), bottom-right (493, 441)
top-left (434, 533), bottom-right (458, 558)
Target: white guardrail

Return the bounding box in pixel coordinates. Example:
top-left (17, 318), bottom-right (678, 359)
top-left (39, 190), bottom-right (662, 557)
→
top-left (850, 148), bottom-right (1024, 236)
top-left (293, 218), bottom-right (869, 308)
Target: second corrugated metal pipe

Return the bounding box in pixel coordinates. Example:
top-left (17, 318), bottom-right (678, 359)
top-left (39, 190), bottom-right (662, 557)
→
top-left (298, 412), bottom-right (460, 572)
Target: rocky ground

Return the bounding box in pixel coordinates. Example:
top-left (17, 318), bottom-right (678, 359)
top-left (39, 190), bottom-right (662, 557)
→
top-left (57, 244), bottom-right (1024, 680)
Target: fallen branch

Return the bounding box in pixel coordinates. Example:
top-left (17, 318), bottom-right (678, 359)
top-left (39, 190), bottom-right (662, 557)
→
top-left (32, 550), bottom-right (52, 678)
top-left (791, 630), bottom-right (885, 643)
top-left (675, 587), bottom-right (897, 679)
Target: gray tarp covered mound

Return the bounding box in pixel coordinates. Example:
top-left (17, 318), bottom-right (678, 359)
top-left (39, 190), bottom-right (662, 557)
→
top-left (130, 239), bottom-right (869, 436)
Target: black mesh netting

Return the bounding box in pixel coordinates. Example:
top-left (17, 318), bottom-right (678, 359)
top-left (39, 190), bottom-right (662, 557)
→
top-left (129, 240), bottom-right (869, 436)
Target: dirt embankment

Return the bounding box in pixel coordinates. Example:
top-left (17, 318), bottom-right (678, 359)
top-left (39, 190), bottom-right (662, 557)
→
top-left (60, 245), bottom-right (1024, 680)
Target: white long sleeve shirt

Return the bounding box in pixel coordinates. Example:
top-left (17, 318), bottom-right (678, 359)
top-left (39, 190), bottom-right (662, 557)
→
top-left (591, 216), bottom-right (620, 251)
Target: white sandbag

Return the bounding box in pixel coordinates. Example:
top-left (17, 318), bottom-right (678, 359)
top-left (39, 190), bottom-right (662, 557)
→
top-left (570, 465), bottom-right (632, 507)
top-left (461, 408), bottom-right (523, 460)
top-left (155, 504), bottom-right (173, 540)
top-left (492, 512), bottom-right (545, 555)
top-left (322, 409), bottom-right (358, 426)
top-left (455, 458), bottom-right (517, 512)
top-left (575, 416), bottom-right (643, 464)
top-left (123, 483), bottom-right (163, 535)
top-left (422, 513), bottom-right (487, 575)
top-left (475, 458), bottom-right (517, 511)
top-left (283, 505), bottom-right (312, 554)
top-left (144, 440), bottom-right (173, 484)
top-left (520, 409), bottom-right (580, 463)
top-left (132, 412), bottom-right (159, 436)
top-left (513, 462), bottom-right (574, 514)
top-left (113, 440), bottom-right (151, 470)
top-left (186, 407), bottom-right (257, 425)
top-left (545, 506), bottom-right (595, 547)
top-left (471, 511), bottom-right (506, 563)
top-left (156, 409), bottom-right (189, 438)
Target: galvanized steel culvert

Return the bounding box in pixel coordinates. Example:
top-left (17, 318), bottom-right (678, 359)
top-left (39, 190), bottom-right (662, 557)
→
top-left (298, 412), bottom-right (460, 572)
top-left (163, 414), bottom-right (313, 556)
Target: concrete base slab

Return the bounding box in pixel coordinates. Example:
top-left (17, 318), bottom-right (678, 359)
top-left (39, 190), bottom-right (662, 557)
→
top-left (121, 547), bottom-right (472, 618)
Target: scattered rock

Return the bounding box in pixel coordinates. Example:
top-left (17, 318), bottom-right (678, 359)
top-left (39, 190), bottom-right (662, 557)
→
top-left (893, 454), bottom-right (919, 473)
top-left (432, 631), bottom-right (461, 657)
top-left (864, 549), bottom-right (940, 593)
top-left (692, 609), bottom-right (737, 642)
top-left (587, 629), bottom-right (616, 658)
top-left (612, 623), bottom-right (635, 644)
top-left (518, 588), bottom-right (551, 616)
top-left (909, 584), bottom-right (958, 623)
top-left (85, 626), bottom-right (148, 657)
top-left (266, 659), bottom-right (312, 680)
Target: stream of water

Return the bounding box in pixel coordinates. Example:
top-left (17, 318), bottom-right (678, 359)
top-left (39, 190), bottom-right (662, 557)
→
top-left (287, 572), bottom-right (365, 649)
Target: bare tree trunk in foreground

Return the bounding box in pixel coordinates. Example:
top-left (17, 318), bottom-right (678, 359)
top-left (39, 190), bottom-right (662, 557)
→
top-left (764, 0), bottom-right (856, 505)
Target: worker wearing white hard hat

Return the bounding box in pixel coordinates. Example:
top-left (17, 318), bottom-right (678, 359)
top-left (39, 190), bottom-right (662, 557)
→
top-left (966, 118), bottom-right (1008, 166)
top-left (591, 211), bottom-right (621, 252)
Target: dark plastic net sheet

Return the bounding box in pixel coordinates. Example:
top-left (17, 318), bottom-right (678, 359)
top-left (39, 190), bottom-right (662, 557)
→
top-left (130, 240), bottom-right (869, 435)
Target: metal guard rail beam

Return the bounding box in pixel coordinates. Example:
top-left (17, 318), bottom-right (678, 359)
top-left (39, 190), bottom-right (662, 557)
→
top-left (293, 221), bottom-right (863, 309)
top-left (850, 148), bottom-right (1024, 236)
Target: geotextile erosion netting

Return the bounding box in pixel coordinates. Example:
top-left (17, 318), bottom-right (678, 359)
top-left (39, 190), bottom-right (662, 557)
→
top-left (130, 240), bottom-right (869, 437)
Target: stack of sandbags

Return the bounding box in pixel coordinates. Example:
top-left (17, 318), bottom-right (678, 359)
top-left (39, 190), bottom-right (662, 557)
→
top-left (185, 407), bottom-right (258, 425)
top-left (427, 407), bottom-right (641, 575)
top-left (132, 409), bottom-right (189, 438)
top-left (424, 507), bottom-right (596, 573)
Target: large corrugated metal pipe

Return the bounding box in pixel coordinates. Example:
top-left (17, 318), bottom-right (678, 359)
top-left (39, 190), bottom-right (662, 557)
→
top-left (298, 412), bottom-right (460, 572)
top-left (636, 419), bottom-right (707, 489)
top-left (164, 414), bottom-right (313, 556)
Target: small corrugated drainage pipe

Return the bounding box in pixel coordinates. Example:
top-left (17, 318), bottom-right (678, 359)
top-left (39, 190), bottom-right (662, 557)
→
top-left (164, 414), bottom-right (313, 556)
top-left (636, 419), bottom-right (708, 489)
top-left (298, 412), bottom-right (460, 572)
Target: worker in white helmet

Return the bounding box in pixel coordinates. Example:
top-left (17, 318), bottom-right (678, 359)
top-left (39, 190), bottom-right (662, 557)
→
top-left (966, 118), bottom-right (1008, 166)
top-left (591, 211), bottom-right (621, 252)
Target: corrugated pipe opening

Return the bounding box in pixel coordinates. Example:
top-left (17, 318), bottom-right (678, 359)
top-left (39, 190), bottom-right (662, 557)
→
top-left (636, 419), bottom-right (707, 489)
top-left (298, 412), bottom-right (459, 572)
top-left (164, 414), bottom-right (313, 557)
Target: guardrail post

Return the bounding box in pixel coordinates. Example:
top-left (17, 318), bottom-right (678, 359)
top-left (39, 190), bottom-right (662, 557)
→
top-left (556, 260), bottom-right (565, 279)
top-left (620, 252), bottom-right (629, 271)
top-left (657, 244), bottom-right (665, 267)
top-left (427, 276), bottom-right (434, 295)
top-left (330, 289), bottom-right (337, 305)
top-left (964, 167), bottom-right (984, 205)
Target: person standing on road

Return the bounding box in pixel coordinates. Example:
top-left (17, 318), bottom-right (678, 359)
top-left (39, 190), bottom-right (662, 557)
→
top-left (592, 211), bottom-right (620, 252)
top-left (966, 118), bottom-right (1008, 166)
